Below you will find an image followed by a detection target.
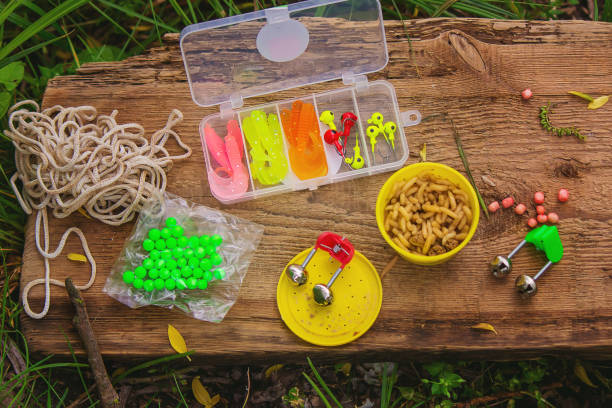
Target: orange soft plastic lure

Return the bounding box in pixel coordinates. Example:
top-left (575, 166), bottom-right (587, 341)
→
top-left (281, 101), bottom-right (327, 180)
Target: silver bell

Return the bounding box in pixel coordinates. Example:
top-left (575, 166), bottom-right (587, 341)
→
top-left (490, 256), bottom-right (511, 278)
top-left (313, 284), bottom-right (333, 306)
top-left (286, 264), bottom-right (308, 285)
top-left (286, 247), bottom-right (318, 285)
top-left (515, 274), bottom-right (537, 297)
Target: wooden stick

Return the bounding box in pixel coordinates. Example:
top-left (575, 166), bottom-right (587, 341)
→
top-left (65, 277), bottom-right (120, 408)
top-left (380, 255), bottom-right (399, 280)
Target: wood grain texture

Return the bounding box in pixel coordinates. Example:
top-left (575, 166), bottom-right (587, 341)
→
top-left (20, 18), bottom-right (612, 363)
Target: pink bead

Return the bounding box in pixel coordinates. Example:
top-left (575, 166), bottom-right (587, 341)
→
top-left (488, 201), bottom-right (500, 212)
top-left (537, 214), bottom-right (548, 223)
top-left (527, 218), bottom-right (538, 228)
top-left (548, 212), bottom-right (559, 224)
top-left (534, 191), bottom-right (545, 204)
top-left (521, 88), bottom-right (533, 100)
top-left (536, 205), bottom-right (546, 215)
top-left (558, 188), bottom-right (569, 202)
top-left (502, 197), bottom-right (514, 208)
top-left (514, 203), bottom-right (527, 215)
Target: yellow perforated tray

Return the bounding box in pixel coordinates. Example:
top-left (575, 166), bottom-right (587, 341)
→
top-left (277, 247), bottom-right (382, 346)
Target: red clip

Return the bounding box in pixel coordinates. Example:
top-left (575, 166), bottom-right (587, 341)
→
top-left (315, 232), bottom-right (354, 268)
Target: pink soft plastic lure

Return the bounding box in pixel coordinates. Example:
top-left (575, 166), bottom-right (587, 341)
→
top-left (204, 121), bottom-right (248, 200)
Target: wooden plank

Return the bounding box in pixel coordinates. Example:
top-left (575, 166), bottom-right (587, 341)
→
top-left (20, 18), bottom-right (612, 363)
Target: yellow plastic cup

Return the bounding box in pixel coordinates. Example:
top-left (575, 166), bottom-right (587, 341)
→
top-left (376, 162), bottom-right (480, 265)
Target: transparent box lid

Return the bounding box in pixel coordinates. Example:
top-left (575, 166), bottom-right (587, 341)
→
top-left (180, 0), bottom-right (388, 108)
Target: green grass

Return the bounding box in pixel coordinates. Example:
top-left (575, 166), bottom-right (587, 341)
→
top-left (0, 0), bottom-right (610, 406)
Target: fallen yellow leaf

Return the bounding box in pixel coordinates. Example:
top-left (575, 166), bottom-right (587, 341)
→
top-left (419, 143), bottom-right (427, 162)
top-left (77, 208), bottom-right (92, 220)
top-left (588, 95), bottom-right (609, 110)
top-left (67, 253), bottom-right (87, 263)
top-left (568, 91), bottom-right (594, 102)
top-left (574, 360), bottom-right (597, 388)
top-left (470, 323), bottom-right (498, 335)
top-left (336, 362), bottom-right (351, 376)
top-left (168, 324), bottom-right (191, 361)
top-left (265, 364), bottom-right (284, 379)
top-left (192, 377), bottom-right (220, 408)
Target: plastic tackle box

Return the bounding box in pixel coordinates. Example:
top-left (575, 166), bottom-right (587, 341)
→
top-left (180, 0), bottom-right (421, 204)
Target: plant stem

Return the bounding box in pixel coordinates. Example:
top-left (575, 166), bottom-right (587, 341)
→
top-left (450, 118), bottom-right (489, 219)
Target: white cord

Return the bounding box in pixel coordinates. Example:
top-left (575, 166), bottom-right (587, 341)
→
top-left (22, 208), bottom-right (96, 319)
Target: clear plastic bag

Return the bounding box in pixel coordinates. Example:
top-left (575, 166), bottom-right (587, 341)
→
top-left (103, 192), bottom-right (263, 322)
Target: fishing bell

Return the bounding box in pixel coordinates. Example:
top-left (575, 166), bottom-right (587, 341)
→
top-left (490, 225), bottom-right (563, 297)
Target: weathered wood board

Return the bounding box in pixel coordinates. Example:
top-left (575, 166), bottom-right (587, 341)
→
top-left (20, 18), bottom-right (612, 363)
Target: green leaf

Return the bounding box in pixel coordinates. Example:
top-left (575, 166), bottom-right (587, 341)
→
top-left (0, 0), bottom-right (89, 61)
top-left (0, 91), bottom-right (12, 117)
top-left (432, 0), bottom-right (460, 17)
top-left (0, 0), bottom-right (26, 28)
top-left (424, 362), bottom-right (446, 377)
top-left (0, 62), bottom-right (24, 91)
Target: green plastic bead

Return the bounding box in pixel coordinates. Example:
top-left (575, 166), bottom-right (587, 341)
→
top-left (187, 277), bottom-right (198, 289)
top-left (199, 235), bottom-right (210, 247)
top-left (164, 259), bottom-right (176, 271)
top-left (188, 257), bottom-right (199, 268)
top-left (133, 277), bottom-right (144, 289)
top-left (171, 269), bottom-right (181, 279)
top-left (122, 270), bottom-right (135, 284)
top-left (171, 225), bottom-right (184, 238)
top-left (199, 259), bottom-right (212, 271)
top-left (148, 268), bottom-right (159, 279)
top-left (154, 278), bottom-right (165, 290)
top-left (172, 247), bottom-right (185, 259)
top-left (197, 279), bottom-right (208, 290)
top-left (205, 246), bottom-right (215, 255)
top-left (177, 258), bottom-right (187, 268)
top-left (185, 248), bottom-right (195, 259)
top-left (176, 278), bottom-right (187, 290)
top-left (144, 280), bottom-right (155, 292)
top-left (142, 258), bottom-right (154, 270)
top-left (195, 246), bottom-right (206, 258)
top-left (166, 237), bottom-right (177, 249)
top-left (193, 268), bottom-right (203, 279)
top-left (203, 270), bottom-right (213, 282)
top-left (177, 236), bottom-right (188, 248)
top-left (148, 228), bottom-right (161, 241)
top-left (159, 268), bottom-right (170, 279)
top-left (188, 236), bottom-right (199, 248)
top-left (161, 249), bottom-right (172, 259)
top-left (214, 268), bottom-right (226, 280)
top-left (211, 253), bottom-right (223, 266)
top-left (143, 239), bottom-right (155, 251)
top-left (155, 239), bottom-right (166, 251)
top-left (135, 266), bottom-right (147, 279)
top-left (165, 217), bottom-right (177, 227)
top-left (150, 249), bottom-right (161, 260)
top-left (155, 259), bottom-right (165, 270)
top-left (161, 228), bottom-right (172, 239)
top-left (211, 234), bottom-right (223, 247)
top-left (165, 278), bottom-right (176, 290)
top-left (182, 266), bottom-right (193, 277)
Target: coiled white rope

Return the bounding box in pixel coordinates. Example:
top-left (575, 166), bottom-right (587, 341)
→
top-left (6, 100), bottom-right (191, 319)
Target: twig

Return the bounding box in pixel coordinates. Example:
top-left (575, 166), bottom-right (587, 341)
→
top-left (450, 118), bottom-right (489, 219)
top-left (380, 255), bottom-right (399, 280)
top-left (65, 277), bottom-right (120, 408)
top-left (6, 337), bottom-right (26, 374)
top-left (65, 384), bottom-right (97, 408)
top-left (455, 382), bottom-right (563, 407)
top-left (241, 367), bottom-right (251, 408)
top-left (118, 386), bottom-right (131, 408)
